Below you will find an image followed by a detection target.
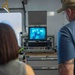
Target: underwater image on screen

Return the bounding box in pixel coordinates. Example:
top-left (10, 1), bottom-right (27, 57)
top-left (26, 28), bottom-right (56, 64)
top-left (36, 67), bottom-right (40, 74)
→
top-left (29, 27), bottom-right (46, 40)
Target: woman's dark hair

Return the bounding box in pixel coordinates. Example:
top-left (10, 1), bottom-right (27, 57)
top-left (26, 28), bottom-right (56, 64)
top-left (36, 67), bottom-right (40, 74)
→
top-left (0, 23), bottom-right (19, 65)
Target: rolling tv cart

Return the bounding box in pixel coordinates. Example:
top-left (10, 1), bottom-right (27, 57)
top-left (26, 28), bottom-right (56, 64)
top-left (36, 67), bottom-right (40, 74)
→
top-left (20, 34), bottom-right (58, 75)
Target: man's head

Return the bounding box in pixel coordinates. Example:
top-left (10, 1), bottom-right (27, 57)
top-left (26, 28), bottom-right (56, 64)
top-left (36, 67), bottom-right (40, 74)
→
top-left (57, 0), bottom-right (75, 13)
top-left (57, 0), bottom-right (75, 22)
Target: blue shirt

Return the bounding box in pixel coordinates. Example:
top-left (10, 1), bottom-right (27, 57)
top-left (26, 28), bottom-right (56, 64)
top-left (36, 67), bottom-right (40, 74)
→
top-left (57, 20), bottom-right (75, 64)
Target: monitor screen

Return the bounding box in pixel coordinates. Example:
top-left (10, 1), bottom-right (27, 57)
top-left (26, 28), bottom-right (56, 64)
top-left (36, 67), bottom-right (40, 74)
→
top-left (28, 27), bottom-right (47, 41)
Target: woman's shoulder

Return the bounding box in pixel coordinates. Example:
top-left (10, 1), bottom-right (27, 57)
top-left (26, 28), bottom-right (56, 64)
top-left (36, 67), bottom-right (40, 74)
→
top-left (13, 60), bottom-right (35, 75)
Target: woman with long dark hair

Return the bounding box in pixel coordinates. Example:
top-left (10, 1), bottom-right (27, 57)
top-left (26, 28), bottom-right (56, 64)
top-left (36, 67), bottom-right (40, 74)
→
top-left (0, 23), bottom-right (35, 75)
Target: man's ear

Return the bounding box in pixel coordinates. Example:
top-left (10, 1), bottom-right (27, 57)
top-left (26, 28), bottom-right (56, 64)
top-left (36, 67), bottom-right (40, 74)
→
top-left (66, 8), bottom-right (72, 17)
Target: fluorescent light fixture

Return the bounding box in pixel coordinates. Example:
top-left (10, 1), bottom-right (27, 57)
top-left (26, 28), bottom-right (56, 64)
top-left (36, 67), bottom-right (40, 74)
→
top-left (3, 7), bottom-right (9, 13)
top-left (2, 4), bottom-right (10, 13)
top-left (47, 11), bottom-right (55, 16)
top-left (2, 0), bottom-right (10, 13)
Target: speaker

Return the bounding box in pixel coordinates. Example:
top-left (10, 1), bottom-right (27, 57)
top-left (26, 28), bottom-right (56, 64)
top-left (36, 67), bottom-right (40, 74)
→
top-left (23, 0), bottom-right (27, 4)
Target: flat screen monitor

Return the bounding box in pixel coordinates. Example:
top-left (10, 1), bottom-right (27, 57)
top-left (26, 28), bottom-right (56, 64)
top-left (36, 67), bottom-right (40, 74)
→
top-left (28, 27), bottom-right (47, 41)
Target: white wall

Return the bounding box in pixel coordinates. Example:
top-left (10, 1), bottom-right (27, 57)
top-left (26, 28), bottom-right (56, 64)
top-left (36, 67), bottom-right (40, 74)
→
top-left (0, 0), bottom-right (68, 46)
